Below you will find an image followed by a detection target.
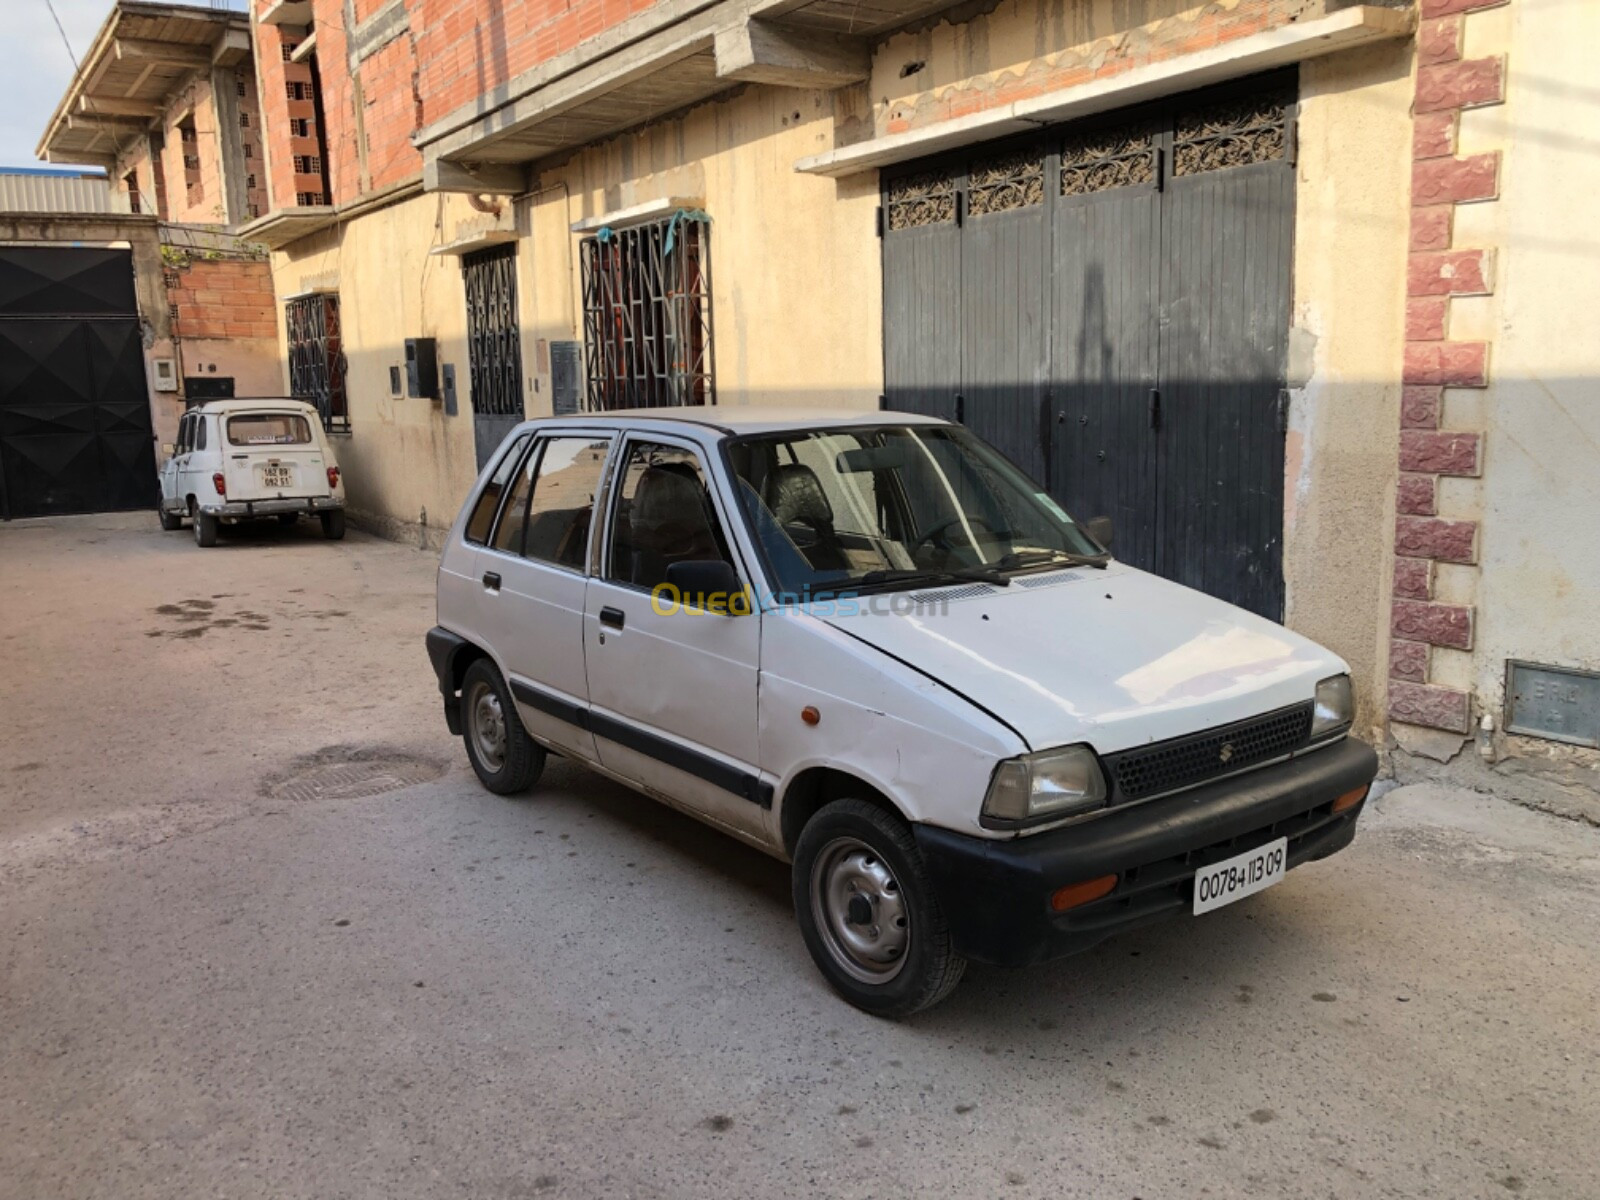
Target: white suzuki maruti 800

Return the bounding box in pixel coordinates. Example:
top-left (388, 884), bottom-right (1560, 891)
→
top-left (428, 409), bottom-right (1377, 1015)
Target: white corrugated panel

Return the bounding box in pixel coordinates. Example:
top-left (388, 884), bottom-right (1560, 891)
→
top-left (0, 173), bottom-right (129, 215)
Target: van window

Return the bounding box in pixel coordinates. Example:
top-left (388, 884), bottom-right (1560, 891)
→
top-left (605, 441), bottom-right (734, 590)
top-left (465, 434), bottom-right (531, 545)
top-left (194, 416), bottom-right (208, 451)
top-left (228, 413), bottom-right (312, 446)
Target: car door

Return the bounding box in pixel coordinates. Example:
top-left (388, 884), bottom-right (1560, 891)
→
top-left (160, 414), bottom-right (188, 511)
top-left (474, 430), bottom-right (615, 763)
top-left (583, 434), bottom-right (767, 843)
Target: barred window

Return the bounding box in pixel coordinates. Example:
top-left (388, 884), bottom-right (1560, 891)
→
top-left (243, 144), bottom-right (254, 159)
top-left (287, 81), bottom-right (308, 101)
top-left (286, 293), bottom-right (347, 430)
top-left (296, 192), bottom-right (327, 206)
top-left (293, 155), bottom-right (322, 175)
top-left (580, 212), bottom-right (714, 410)
top-left (239, 112), bottom-right (250, 128)
top-left (282, 43), bottom-right (298, 61)
top-left (290, 118), bottom-right (310, 137)
top-left (236, 73), bottom-right (247, 97)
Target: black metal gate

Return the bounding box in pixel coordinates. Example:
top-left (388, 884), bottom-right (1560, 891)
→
top-left (285, 293), bottom-right (347, 430)
top-left (882, 71), bottom-right (1296, 618)
top-left (0, 247), bottom-right (156, 519)
top-left (463, 244), bottom-right (524, 470)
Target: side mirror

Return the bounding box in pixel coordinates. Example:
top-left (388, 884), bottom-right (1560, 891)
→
top-left (1085, 515), bottom-right (1113, 550)
top-left (664, 559), bottom-right (750, 615)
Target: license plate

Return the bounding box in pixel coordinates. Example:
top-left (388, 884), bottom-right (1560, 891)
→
top-left (1193, 836), bottom-right (1287, 915)
top-left (262, 465), bottom-right (292, 489)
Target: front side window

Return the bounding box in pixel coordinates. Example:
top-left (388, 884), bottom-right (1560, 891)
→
top-left (580, 213), bottom-right (713, 410)
top-left (464, 433), bottom-right (530, 545)
top-left (727, 424), bottom-right (1104, 598)
top-left (228, 413), bottom-right (312, 446)
top-left (605, 441), bottom-right (732, 590)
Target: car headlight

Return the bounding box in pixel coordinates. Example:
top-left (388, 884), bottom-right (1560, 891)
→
top-left (1311, 674), bottom-right (1354, 740)
top-left (981, 744), bottom-right (1107, 830)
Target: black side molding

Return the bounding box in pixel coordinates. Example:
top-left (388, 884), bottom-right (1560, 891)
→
top-left (509, 677), bottom-right (772, 809)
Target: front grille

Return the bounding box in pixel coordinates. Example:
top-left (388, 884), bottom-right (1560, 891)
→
top-left (1104, 702), bottom-right (1313, 802)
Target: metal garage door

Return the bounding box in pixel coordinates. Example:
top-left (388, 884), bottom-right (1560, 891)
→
top-left (882, 71), bottom-right (1296, 618)
top-left (0, 247), bottom-right (155, 519)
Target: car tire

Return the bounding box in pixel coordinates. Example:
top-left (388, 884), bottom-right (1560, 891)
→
top-left (158, 503), bottom-right (182, 531)
top-left (320, 510), bottom-right (346, 540)
top-left (460, 658), bottom-right (545, 795)
top-left (192, 505), bottom-right (218, 548)
top-left (793, 798), bottom-right (966, 1018)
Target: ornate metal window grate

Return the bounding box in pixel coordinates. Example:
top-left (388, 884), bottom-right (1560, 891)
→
top-left (885, 170), bottom-right (957, 231)
top-left (1061, 125), bottom-right (1156, 195)
top-left (463, 244), bottom-right (524, 417)
top-left (1174, 92), bottom-right (1291, 176)
top-left (580, 213), bottom-right (714, 410)
top-left (968, 151), bottom-right (1044, 216)
top-left (286, 293), bottom-right (347, 430)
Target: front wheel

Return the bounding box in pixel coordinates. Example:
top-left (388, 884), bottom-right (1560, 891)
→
top-left (792, 799), bottom-right (966, 1017)
top-left (460, 658), bottom-right (545, 795)
top-left (158, 502), bottom-right (182, 531)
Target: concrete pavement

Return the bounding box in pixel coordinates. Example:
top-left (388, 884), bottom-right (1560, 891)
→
top-left (2, 513), bottom-right (1597, 1199)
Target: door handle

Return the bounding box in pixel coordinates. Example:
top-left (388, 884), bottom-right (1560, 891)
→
top-left (482, 571), bottom-right (501, 592)
top-left (599, 606), bottom-right (625, 630)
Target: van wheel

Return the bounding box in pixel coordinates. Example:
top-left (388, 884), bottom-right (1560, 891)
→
top-left (460, 658), bottom-right (544, 795)
top-left (158, 503), bottom-right (182, 531)
top-left (793, 798), bottom-right (966, 1017)
top-left (192, 504), bottom-right (217, 547)
top-left (320, 510), bottom-right (346, 540)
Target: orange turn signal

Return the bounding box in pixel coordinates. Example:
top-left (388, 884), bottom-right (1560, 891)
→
top-left (1050, 874), bottom-right (1118, 913)
top-left (1331, 785), bottom-right (1369, 814)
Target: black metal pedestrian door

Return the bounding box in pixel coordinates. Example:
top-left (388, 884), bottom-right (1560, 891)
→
top-left (463, 244), bottom-right (525, 470)
top-left (882, 72), bottom-right (1296, 618)
top-left (0, 247), bottom-right (155, 519)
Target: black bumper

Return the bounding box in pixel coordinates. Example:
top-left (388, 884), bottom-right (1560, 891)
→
top-left (426, 626), bottom-right (468, 735)
top-left (913, 737), bottom-right (1379, 967)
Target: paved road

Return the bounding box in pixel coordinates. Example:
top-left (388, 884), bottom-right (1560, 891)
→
top-left (3, 513), bottom-right (1598, 1200)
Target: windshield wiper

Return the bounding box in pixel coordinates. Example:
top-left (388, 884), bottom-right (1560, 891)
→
top-left (854, 565), bottom-right (1009, 592)
top-left (994, 548), bottom-right (1110, 571)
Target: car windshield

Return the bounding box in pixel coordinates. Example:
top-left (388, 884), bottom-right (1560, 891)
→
top-left (227, 413), bottom-right (313, 446)
top-left (727, 423), bottom-right (1104, 597)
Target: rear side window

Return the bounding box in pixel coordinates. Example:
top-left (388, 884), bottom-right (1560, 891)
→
top-left (523, 437), bottom-right (611, 568)
top-left (464, 434), bottom-right (530, 545)
top-left (228, 413), bottom-right (312, 445)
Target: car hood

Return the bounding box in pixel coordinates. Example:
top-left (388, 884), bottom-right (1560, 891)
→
top-left (819, 564), bottom-right (1345, 753)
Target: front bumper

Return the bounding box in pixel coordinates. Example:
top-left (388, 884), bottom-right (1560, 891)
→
top-left (913, 737), bottom-right (1379, 967)
top-left (199, 496), bottom-right (343, 518)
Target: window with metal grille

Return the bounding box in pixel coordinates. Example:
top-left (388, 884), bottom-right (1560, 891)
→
top-left (236, 73), bottom-right (247, 97)
top-left (287, 81), bottom-right (308, 101)
top-left (290, 118), bottom-right (310, 137)
top-left (240, 112), bottom-right (250, 128)
top-left (295, 192), bottom-right (327, 206)
top-left (243, 144), bottom-right (253, 159)
top-left (293, 155), bottom-right (321, 175)
top-left (462, 244), bottom-right (524, 418)
top-left (579, 212), bottom-right (714, 410)
top-left (282, 43), bottom-right (298, 61)
top-left (285, 293), bottom-right (347, 430)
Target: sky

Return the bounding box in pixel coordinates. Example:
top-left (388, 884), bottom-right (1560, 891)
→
top-left (2, 0), bottom-right (246, 170)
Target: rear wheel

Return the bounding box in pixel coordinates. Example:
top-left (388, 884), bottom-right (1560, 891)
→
top-left (320, 510), bottom-right (346, 540)
top-left (793, 798), bottom-right (966, 1017)
top-left (460, 658), bottom-right (544, 795)
top-left (192, 503), bottom-right (217, 548)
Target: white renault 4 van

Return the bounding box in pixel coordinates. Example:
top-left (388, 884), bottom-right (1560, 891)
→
top-left (158, 398), bottom-right (346, 546)
top-left (427, 409), bottom-right (1377, 1016)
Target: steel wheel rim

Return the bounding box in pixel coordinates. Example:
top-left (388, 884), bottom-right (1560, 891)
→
top-left (810, 836), bottom-right (910, 984)
top-left (466, 680), bottom-right (507, 771)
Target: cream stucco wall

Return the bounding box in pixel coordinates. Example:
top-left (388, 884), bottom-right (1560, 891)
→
top-left (269, 191), bottom-right (486, 544)
top-left (1283, 40), bottom-right (1413, 742)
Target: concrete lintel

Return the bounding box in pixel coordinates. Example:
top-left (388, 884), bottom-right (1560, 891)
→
top-left (795, 5), bottom-right (1414, 177)
top-left (570, 196), bottom-right (705, 234)
top-left (79, 96), bottom-right (159, 119)
top-left (290, 33), bottom-right (318, 65)
top-left (114, 38), bottom-right (209, 67)
top-left (424, 159), bottom-right (528, 196)
top-left (67, 112), bottom-right (151, 130)
top-left (212, 28), bottom-right (253, 68)
top-left (260, 0), bottom-right (314, 27)
top-left (429, 230), bottom-right (519, 257)
top-left (713, 20), bottom-right (869, 90)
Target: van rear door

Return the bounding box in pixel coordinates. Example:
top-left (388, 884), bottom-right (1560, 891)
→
top-left (220, 410), bottom-right (330, 502)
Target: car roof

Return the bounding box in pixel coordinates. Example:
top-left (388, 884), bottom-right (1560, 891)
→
top-left (528, 406), bottom-right (950, 436)
top-left (190, 397), bottom-right (318, 414)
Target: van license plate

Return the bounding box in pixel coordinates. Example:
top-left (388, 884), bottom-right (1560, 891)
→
top-left (1193, 837), bottom-right (1287, 915)
top-left (263, 465), bottom-right (291, 489)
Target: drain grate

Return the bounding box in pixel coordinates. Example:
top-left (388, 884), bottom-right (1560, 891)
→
top-left (269, 757), bottom-right (445, 803)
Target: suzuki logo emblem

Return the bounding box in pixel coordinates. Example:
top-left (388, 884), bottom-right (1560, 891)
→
top-left (1219, 742), bottom-right (1235, 764)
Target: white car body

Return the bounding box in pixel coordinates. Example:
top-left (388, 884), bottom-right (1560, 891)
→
top-left (157, 398), bottom-right (346, 541)
top-left (427, 408), bottom-right (1377, 1008)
